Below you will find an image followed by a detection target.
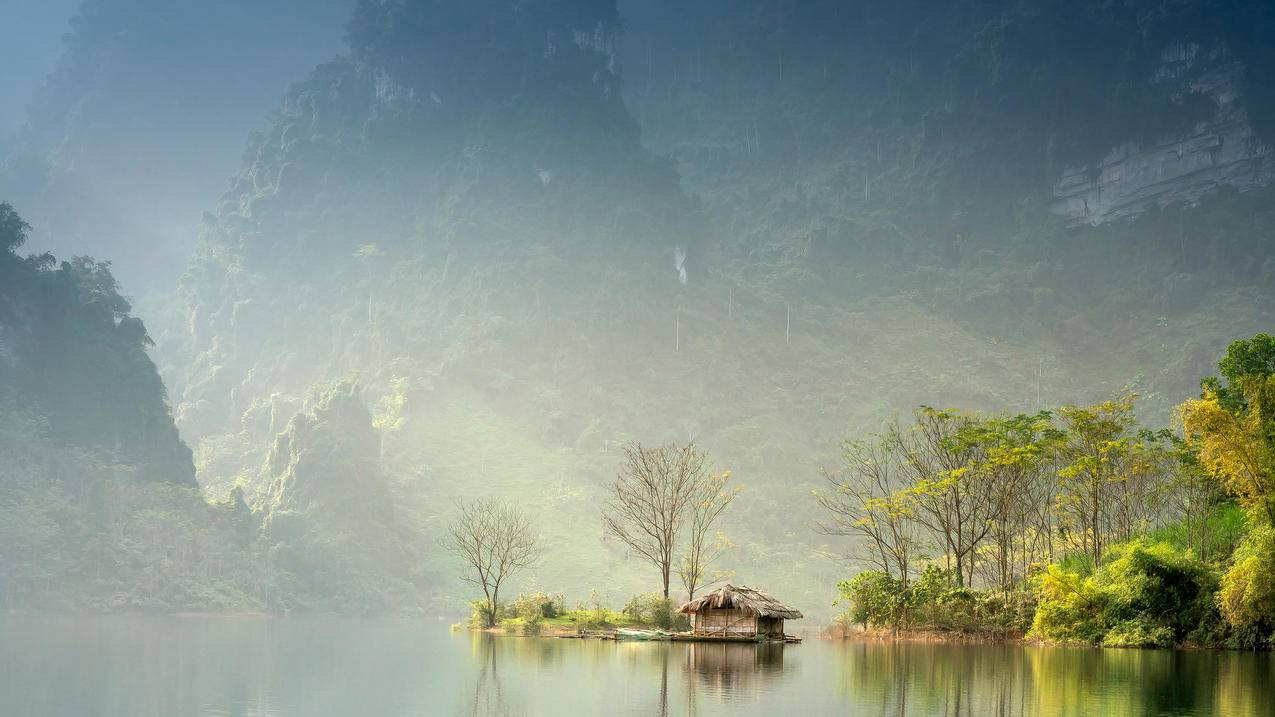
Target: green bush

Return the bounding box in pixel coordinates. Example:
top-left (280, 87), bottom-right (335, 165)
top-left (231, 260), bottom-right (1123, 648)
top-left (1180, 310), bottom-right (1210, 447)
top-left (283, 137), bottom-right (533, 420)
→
top-left (836, 570), bottom-right (907, 628)
top-left (834, 566), bottom-right (1031, 634)
top-left (973, 590), bottom-right (1037, 634)
top-left (1102, 618), bottom-right (1175, 648)
top-left (622, 592), bottom-right (688, 629)
top-left (468, 599), bottom-right (505, 628)
top-left (1030, 539), bottom-right (1220, 647)
top-left (1218, 524), bottom-right (1275, 647)
top-left (566, 589), bottom-right (614, 630)
top-left (511, 591), bottom-right (565, 621)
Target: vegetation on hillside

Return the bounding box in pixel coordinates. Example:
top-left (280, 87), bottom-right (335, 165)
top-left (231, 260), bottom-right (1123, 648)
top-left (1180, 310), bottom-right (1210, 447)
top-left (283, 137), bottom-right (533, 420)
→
top-left (4, 0), bottom-right (1275, 629)
top-left (827, 335), bottom-right (1275, 648)
top-left (0, 202), bottom-right (426, 612)
top-left (152, 0), bottom-right (1275, 618)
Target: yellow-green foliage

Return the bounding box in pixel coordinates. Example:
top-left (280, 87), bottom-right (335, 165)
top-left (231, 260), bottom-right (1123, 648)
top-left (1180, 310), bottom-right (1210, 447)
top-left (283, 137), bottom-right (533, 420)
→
top-left (1218, 524), bottom-right (1275, 634)
top-left (1181, 388), bottom-right (1275, 525)
top-left (1030, 540), bottom-right (1218, 647)
top-left (836, 566), bottom-right (1035, 635)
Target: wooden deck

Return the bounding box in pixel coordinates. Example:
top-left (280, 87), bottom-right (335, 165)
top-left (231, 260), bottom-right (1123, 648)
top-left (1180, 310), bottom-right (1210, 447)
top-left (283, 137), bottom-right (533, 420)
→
top-left (557, 630), bottom-right (801, 643)
top-left (670, 633), bottom-right (801, 644)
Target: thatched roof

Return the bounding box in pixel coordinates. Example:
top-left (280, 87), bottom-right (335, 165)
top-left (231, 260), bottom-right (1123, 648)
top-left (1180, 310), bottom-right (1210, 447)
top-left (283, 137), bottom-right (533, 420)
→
top-left (678, 584), bottom-right (803, 620)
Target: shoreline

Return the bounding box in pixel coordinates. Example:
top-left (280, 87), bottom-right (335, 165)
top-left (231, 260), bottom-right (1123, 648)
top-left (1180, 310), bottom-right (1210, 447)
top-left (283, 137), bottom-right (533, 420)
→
top-left (823, 627), bottom-right (1026, 645)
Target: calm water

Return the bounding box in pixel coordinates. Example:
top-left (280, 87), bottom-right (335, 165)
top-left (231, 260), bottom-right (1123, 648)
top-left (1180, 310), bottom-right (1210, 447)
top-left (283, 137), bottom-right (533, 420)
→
top-left (2, 616), bottom-right (1272, 716)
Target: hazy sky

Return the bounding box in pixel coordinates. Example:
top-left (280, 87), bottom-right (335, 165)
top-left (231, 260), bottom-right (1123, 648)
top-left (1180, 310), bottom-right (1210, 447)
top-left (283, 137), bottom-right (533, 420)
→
top-left (0, 0), bottom-right (80, 137)
top-left (0, 0), bottom-right (354, 290)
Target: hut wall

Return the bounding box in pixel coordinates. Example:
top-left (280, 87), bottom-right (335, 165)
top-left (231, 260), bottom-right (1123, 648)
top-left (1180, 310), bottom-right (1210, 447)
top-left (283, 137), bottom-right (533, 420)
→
top-left (757, 616), bottom-right (785, 636)
top-left (693, 608), bottom-right (758, 635)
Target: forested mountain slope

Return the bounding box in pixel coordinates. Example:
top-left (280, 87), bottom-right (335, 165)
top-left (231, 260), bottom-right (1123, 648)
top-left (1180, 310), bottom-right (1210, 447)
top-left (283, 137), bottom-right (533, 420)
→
top-left (0, 202), bottom-right (239, 610)
top-left (162, 0), bottom-right (1275, 613)
top-left (0, 203), bottom-right (191, 484)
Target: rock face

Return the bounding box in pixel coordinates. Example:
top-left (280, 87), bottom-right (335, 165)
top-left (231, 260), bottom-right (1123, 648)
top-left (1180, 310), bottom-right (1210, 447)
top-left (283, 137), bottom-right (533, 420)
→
top-left (1052, 43), bottom-right (1273, 225)
top-left (258, 380), bottom-right (416, 612)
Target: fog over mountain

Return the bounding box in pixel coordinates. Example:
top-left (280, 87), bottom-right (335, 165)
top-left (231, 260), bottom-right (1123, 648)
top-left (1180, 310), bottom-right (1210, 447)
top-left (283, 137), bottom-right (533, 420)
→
top-left (2, 0), bottom-right (1275, 619)
top-left (0, 0), bottom-right (79, 138)
top-left (0, 0), bottom-right (353, 290)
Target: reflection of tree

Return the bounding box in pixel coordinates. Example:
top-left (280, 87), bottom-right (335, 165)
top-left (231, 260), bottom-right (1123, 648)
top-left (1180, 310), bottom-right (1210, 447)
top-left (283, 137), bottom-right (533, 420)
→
top-left (658, 644), bottom-right (670, 717)
top-left (468, 635), bottom-right (508, 717)
top-left (831, 641), bottom-right (1254, 716)
top-left (836, 642), bottom-right (1018, 716)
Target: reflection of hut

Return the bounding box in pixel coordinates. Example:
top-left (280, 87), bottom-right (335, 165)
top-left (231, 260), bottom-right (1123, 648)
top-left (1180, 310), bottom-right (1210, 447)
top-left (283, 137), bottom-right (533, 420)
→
top-left (683, 642), bottom-right (784, 694)
top-left (678, 584), bottom-right (803, 639)
top-left (686, 642), bottom-right (785, 675)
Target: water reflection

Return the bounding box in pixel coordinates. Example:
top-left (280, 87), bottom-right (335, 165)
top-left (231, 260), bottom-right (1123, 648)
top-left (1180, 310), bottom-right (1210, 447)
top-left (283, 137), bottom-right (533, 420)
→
top-left (2, 616), bottom-right (1272, 717)
top-left (677, 642), bottom-right (788, 717)
top-left (683, 642), bottom-right (785, 694)
top-left (834, 641), bottom-right (1275, 717)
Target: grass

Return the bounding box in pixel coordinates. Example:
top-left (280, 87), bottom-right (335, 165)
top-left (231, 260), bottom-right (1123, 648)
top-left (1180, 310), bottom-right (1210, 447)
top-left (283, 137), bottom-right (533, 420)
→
top-left (1051, 502), bottom-right (1249, 579)
top-left (1144, 502), bottom-right (1248, 562)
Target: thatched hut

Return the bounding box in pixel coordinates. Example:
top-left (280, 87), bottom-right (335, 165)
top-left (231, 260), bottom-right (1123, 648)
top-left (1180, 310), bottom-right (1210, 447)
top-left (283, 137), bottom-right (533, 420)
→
top-left (678, 584), bottom-right (803, 639)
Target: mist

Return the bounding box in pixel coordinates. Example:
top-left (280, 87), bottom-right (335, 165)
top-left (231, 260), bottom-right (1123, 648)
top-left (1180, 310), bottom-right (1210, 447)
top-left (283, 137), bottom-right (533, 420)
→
top-left (3, 1), bottom-right (1275, 715)
top-left (0, 0), bottom-right (354, 290)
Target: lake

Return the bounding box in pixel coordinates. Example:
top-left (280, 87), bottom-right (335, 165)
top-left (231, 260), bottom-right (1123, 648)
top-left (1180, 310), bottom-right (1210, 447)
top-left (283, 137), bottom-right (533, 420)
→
top-left (2, 616), bottom-right (1272, 716)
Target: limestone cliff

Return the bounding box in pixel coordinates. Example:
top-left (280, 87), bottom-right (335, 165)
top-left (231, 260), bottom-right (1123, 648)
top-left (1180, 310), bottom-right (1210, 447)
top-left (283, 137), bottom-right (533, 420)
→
top-left (1052, 43), bottom-right (1272, 225)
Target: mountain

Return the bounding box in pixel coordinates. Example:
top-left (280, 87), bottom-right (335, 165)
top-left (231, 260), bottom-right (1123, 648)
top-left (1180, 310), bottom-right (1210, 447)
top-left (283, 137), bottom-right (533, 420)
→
top-left (0, 202), bottom-right (192, 484)
top-left (0, 0), bottom-right (354, 290)
top-left (0, 202), bottom-right (259, 611)
top-left (162, 0), bottom-right (1275, 613)
top-left (619, 0), bottom-right (1275, 415)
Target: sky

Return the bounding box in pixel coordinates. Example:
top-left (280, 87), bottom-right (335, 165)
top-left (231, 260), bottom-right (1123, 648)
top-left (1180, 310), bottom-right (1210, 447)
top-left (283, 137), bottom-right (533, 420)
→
top-left (0, 0), bottom-right (354, 290)
top-left (0, 0), bottom-right (80, 138)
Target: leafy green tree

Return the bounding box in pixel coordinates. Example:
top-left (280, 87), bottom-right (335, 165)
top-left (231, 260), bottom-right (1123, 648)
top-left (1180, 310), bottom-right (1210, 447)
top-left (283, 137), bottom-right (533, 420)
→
top-left (1182, 335), bottom-right (1275, 525)
top-left (1202, 333), bottom-right (1275, 412)
top-left (955, 412), bottom-right (1061, 591)
top-left (1180, 335), bottom-right (1275, 643)
top-left (1054, 396), bottom-right (1173, 566)
top-left (836, 570), bottom-right (907, 629)
top-left (0, 201), bottom-right (29, 255)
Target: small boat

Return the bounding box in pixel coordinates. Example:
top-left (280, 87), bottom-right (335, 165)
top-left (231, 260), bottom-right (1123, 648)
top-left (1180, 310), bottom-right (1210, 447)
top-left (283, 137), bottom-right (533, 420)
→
top-left (615, 628), bottom-right (672, 641)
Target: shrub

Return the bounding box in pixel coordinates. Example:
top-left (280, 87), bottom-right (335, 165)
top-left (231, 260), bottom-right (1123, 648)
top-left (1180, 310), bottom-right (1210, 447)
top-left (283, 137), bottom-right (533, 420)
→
top-left (1031, 565), bottom-right (1106, 644)
top-left (1102, 618), bottom-right (1175, 648)
top-left (1030, 539), bottom-right (1219, 647)
top-left (511, 591), bottom-right (565, 622)
top-left (973, 590), bottom-right (1037, 634)
top-left (836, 570), bottom-right (907, 628)
top-left (908, 565), bottom-right (975, 630)
top-left (1218, 524), bottom-right (1275, 645)
top-left (568, 589), bottom-right (614, 630)
top-left (620, 593), bottom-right (691, 630)
top-left (468, 599), bottom-right (505, 628)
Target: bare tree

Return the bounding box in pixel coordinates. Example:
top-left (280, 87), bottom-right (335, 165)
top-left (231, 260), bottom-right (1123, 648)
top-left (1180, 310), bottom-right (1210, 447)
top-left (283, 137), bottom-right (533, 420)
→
top-left (815, 433), bottom-right (917, 583)
top-left (892, 408), bottom-right (999, 588)
top-left (603, 442), bottom-right (710, 599)
top-left (446, 498), bottom-right (541, 627)
top-left (677, 469), bottom-right (739, 599)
